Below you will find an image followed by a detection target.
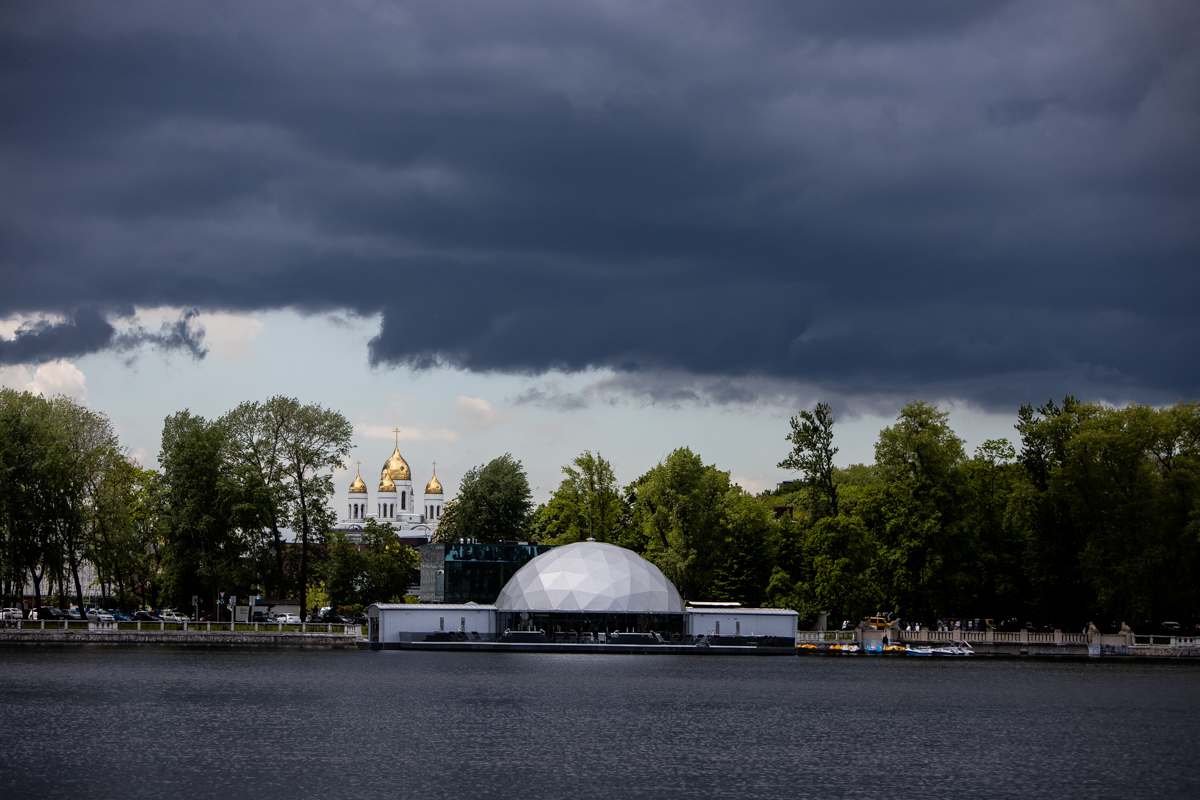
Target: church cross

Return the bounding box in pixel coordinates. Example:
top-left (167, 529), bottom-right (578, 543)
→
top-left (393, 427), bottom-right (401, 444)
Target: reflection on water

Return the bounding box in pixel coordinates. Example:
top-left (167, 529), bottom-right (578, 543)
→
top-left (1, 645), bottom-right (1198, 799)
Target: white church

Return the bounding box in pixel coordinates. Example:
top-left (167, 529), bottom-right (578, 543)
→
top-left (335, 433), bottom-right (445, 543)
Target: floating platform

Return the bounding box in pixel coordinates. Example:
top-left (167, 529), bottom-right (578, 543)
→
top-left (362, 640), bottom-right (798, 655)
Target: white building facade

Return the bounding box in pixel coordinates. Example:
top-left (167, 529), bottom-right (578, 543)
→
top-left (336, 437), bottom-right (445, 543)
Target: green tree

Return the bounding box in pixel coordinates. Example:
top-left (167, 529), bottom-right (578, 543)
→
top-left (0, 389), bottom-right (62, 609)
top-left (325, 518), bottom-right (419, 610)
top-left (875, 400), bottom-right (965, 487)
top-left (88, 454), bottom-right (149, 610)
top-left (709, 488), bottom-right (773, 606)
top-left (219, 397), bottom-right (295, 598)
top-left (961, 439), bottom-right (1025, 617)
top-left (1012, 396), bottom-right (1095, 624)
top-left (324, 531), bottom-right (367, 611)
top-left (124, 465), bottom-right (166, 610)
top-left (52, 396), bottom-right (125, 610)
top-left (158, 411), bottom-right (243, 610)
top-left (445, 454), bottom-right (533, 542)
top-left (537, 451), bottom-right (622, 544)
top-left (804, 515), bottom-right (885, 621)
top-left (863, 400), bottom-right (969, 621)
top-left (1013, 399), bottom-right (1200, 625)
top-left (431, 498), bottom-right (461, 544)
top-left (628, 448), bottom-right (730, 600)
top-left (778, 401), bottom-right (839, 520)
top-left (275, 401), bottom-right (353, 623)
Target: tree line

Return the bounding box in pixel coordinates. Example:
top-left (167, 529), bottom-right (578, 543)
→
top-left (0, 390), bottom-right (416, 617)
top-left (439, 398), bottom-right (1200, 629)
top-left (4, 386), bottom-right (1197, 627)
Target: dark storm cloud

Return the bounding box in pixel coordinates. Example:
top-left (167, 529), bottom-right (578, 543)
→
top-left (0, 308), bottom-right (207, 365)
top-left (0, 308), bottom-right (115, 365)
top-left (1, 0), bottom-right (1197, 407)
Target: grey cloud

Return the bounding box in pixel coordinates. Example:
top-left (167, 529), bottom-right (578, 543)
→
top-left (0, 308), bottom-right (115, 366)
top-left (0, 0), bottom-right (1197, 408)
top-left (0, 307), bottom-right (207, 366)
top-left (113, 310), bottom-right (208, 361)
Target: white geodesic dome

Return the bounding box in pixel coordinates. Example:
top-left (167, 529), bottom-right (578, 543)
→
top-left (495, 541), bottom-right (684, 613)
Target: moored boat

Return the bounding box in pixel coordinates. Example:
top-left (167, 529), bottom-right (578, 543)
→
top-left (932, 640), bottom-right (974, 656)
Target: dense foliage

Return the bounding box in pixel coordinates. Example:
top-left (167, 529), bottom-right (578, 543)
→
top-left (0, 391), bottom-right (372, 615)
top-left (526, 399), bottom-right (1200, 629)
top-left (3, 387), bottom-right (1197, 628)
top-left (432, 453), bottom-right (532, 543)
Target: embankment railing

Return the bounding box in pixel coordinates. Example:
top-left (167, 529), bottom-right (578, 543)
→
top-left (893, 629), bottom-right (1091, 645)
top-left (3, 619), bottom-right (363, 637)
top-left (797, 630), bottom-right (856, 642)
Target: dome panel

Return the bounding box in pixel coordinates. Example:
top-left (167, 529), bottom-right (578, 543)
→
top-left (495, 541), bottom-right (684, 613)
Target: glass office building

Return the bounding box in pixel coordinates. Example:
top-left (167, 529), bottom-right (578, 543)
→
top-left (420, 542), bottom-right (552, 604)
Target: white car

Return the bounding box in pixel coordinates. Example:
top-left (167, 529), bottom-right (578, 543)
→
top-left (158, 610), bottom-right (189, 623)
top-left (86, 609), bottom-right (115, 622)
top-left (0, 608), bottom-right (24, 620)
top-left (275, 613), bottom-right (301, 624)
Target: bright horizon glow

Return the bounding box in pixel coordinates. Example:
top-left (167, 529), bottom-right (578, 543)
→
top-left (3, 308), bottom-right (1025, 506)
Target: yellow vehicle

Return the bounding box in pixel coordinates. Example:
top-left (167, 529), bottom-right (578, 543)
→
top-left (862, 615), bottom-right (891, 629)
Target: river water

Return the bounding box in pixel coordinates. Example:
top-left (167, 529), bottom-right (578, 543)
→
top-left (1, 645), bottom-right (1197, 799)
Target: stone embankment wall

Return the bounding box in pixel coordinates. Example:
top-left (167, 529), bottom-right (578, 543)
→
top-left (799, 624), bottom-right (1200, 658)
top-left (0, 629), bottom-right (362, 648)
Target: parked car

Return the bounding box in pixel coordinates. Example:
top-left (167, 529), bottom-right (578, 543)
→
top-left (198, 611), bottom-right (229, 622)
top-left (275, 613), bottom-right (301, 624)
top-left (1, 607), bottom-right (25, 620)
top-left (34, 607), bottom-right (68, 621)
top-left (250, 611), bottom-right (276, 623)
top-left (65, 608), bottom-right (82, 620)
top-left (350, 612), bottom-right (369, 626)
top-left (158, 609), bottom-right (189, 623)
top-left (107, 609), bottom-right (133, 621)
top-left (319, 610), bottom-right (352, 624)
top-left (86, 609), bottom-right (115, 622)
top-left (133, 610), bottom-right (162, 622)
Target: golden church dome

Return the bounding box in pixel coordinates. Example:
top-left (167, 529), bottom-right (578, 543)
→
top-left (349, 467), bottom-right (367, 494)
top-left (425, 464), bottom-right (443, 495)
top-left (379, 474), bottom-right (395, 493)
top-left (382, 443), bottom-right (411, 482)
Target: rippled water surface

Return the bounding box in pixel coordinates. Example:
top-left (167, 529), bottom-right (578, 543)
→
top-left (1, 645), bottom-right (1198, 799)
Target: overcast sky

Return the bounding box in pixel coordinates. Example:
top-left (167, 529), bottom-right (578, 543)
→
top-left (2, 1), bottom-right (1197, 501)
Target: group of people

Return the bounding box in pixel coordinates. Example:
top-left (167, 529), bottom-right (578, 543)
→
top-left (933, 619), bottom-right (984, 632)
top-left (839, 617), bottom-right (989, 632)
top-left (902, 620), bottom-right (986, 632)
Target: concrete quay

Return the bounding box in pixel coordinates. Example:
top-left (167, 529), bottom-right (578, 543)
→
top-left (0, 625), bottom-right (362, 649)
top-left (799, 623), bottom-right (1200, 659)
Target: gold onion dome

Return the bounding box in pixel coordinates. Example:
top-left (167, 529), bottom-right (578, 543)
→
top-left (382, 443), bottom-right (411, 481)
top-left (378, 474), bottom-right (395, 493)
top-left (425, 465), bottom-right (443, 495)
top-left (349, 468), bottom-right (368, 494)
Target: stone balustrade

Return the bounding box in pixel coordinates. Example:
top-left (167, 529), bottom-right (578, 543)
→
top-left (797, 623), bottom-right (1199, 658)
